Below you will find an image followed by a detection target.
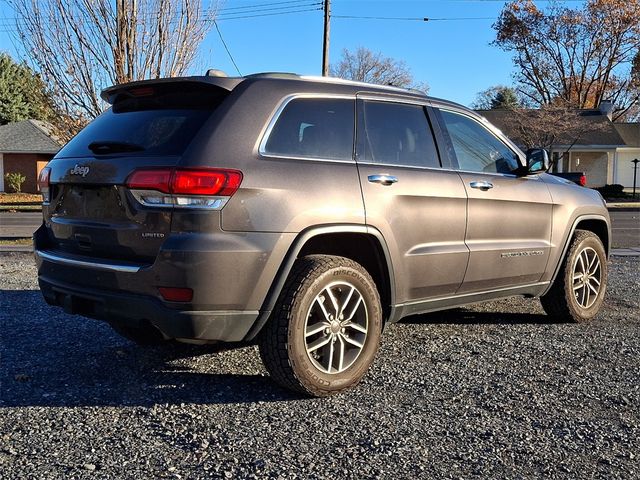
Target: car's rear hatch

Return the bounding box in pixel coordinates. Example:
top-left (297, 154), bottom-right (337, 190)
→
top-left (40, 79), bottom-right (236, 264)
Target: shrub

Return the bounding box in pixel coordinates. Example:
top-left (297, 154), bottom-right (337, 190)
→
top-left (595, 184), bottom-right (625, 197)
top-left (4, 172), bottom-right (26, 193)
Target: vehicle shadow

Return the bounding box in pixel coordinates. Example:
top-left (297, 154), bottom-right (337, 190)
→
top-left (401, 307), bottom-right (560, 325)
top-left (1, 290), bottom-right (301, 408)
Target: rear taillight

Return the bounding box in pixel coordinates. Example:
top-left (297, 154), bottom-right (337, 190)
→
top-left (579, 175), bottom-right (587, 187)
top-left (125, 168), bottom-right (243, 209)
top-left (172, 169), bottom-right (242, 196)
top-left (126, 169), bottom-right (172, 193)
top-left (37, 167), bottom-right (51, 203)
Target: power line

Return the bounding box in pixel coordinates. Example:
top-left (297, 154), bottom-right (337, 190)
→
top-left (443, 0), bottom-right (583, 2)
top-left (210, 7), bottom-right (321, 21)
top-left (214, 1), bottom-right (321, 17)
top-left (0, 2), bottom-right (321, 24)
top-left (215, 0), bottom-right (314, 11)
top-left (213, 19), bottom-right (242, 76)
top-left (332, 15), bottom-right (496, 21)
top-left (0, 5), bottom-right (322, 31)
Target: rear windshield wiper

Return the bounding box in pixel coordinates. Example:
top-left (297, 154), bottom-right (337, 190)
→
top-left (88, 141), bottom-right (145, 154)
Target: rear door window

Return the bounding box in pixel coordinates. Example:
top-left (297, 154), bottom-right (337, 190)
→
top-left (56, 84), bottom-right (227, 158)
top-left (358, 100), bottom-right (440, 168)
top-left (262, 97), bottom-right (355, 161)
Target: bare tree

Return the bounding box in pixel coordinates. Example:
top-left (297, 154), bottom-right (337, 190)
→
top-left (494, 0), bottom-right (640, 120)
top-left (11, 0), bottom-right (216, 139)
top-left (330, 47), bottom-right (428, 92)
top-left (493, 106), bottom-right (609, 152)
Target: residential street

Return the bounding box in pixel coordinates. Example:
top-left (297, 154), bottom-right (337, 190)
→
top-left (611, 210), bottom-right (640, 248)
top-left (1, 209), bottom-right (638, 247)
top-left (0, 212), bottom-right (41, 238)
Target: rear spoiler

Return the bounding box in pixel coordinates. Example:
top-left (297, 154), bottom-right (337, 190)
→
top-left (101, 76), bottom-right (244, 104)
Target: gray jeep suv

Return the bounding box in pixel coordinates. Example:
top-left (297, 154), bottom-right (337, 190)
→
top-left (34, 72), bottom-right (610, 396)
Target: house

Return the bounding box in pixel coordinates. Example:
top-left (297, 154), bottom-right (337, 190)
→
top-left (0, 120), bottom-right (61, 193)
top-left (613, 123), bottom-right (640, 189)
top-left (477, 104), bottom-right (639, 188)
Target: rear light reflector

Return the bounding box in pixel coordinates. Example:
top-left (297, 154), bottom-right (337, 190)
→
top-left (158, 287), bottom-right (193, 302)
top-left (37, 167), bottom-right (51, 203)
top-left (125, 168), bottom-right (243, 209)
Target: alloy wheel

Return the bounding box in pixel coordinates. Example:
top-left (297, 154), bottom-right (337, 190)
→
top-left (304, 281), bottom-right (368, 374)
top-left (572, 246), bottom-right (602, 309)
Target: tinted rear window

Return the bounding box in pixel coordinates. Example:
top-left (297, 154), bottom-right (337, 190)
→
top-left (56, 84), bottom-right (227, 158)
top-left (360, 101), bottom-right (440, 168)
top-left (263, 97), bottom-right (354, 161)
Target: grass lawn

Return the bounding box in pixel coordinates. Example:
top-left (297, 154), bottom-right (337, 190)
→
top-left (0, 193), bottom-right (42, 211)
top-left (0, 193), bottom-right (42, 204)
top-left (0, 238), bottom-right (32, 246)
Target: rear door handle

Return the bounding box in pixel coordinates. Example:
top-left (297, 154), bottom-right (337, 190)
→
top-left (368, 174), bottom-right (398, 186)
top-left (469, 181), bottom-right (493, 191)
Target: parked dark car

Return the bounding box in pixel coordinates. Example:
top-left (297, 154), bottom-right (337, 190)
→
top-left (35, 72), bottom-right (611, 396)
top-left (551, 171), bottom-right (587, 186)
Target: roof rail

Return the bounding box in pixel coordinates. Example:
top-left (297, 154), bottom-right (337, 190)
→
top-left (239, 72), bottom-right (427, 97)
top-left (299, 75), bottom-right (425, 95)
top-left (244, 72), bottom-right (300, 79)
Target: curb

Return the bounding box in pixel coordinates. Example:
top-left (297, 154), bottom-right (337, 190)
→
top-left (611, 248), bottom-right (640, 257)
top-left (606, 202), bottom-right (640, 212)
top-left (0, 245), bottom-right (33, 253)
top-left (607, 207), bottom-right (640, 212)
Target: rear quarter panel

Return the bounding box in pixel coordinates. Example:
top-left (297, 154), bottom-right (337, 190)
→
top-left (182, 79), bottom-right (365, 233)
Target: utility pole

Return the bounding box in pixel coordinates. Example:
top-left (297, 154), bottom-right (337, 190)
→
top-left (322, 0), bottom-right (330, 76)
top-left (116, 0), bottom-right (125, 83)
top-left (632, 158), bottom-right (639, 200)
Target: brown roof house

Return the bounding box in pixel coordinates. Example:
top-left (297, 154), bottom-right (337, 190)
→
top-left (0, 120), bottom-right (61, 193)
top-left (612, 122), bottom-right (640, 189)
top-left (477, 102), bottom-right (639, 188)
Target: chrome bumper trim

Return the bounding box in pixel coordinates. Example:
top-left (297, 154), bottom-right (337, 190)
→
top-left (35, 249), bottom-right (142, 273)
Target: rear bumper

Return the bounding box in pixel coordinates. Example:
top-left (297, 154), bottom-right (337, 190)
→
top-left (33, 222), bottom-right (297, 342)
top-left (38, 275), bottom-right (259, 342)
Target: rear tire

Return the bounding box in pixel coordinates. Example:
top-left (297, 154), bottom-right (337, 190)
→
top-left (540, 230), bottom-right (607, 323)
top-left (259, 255), bottom-right (383, 396)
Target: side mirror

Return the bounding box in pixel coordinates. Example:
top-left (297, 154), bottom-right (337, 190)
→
top-left (526, 148), bottom-right (549, 173)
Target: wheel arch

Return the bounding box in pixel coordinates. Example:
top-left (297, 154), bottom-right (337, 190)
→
top-left (543, 214), bottom-right (610, 296)
top-left (244, 224), bottom-right (396, 341)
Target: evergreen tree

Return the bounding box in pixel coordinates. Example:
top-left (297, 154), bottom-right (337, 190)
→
top-left (0, 53), bottom-right (55, 125)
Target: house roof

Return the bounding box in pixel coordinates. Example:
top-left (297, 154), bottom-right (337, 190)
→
top-left (476, 109), bottom-right (627, 148)
top-left (0, 120), bottom-right (61, 154)
top-left (614, 123), bottom-right (640, 148)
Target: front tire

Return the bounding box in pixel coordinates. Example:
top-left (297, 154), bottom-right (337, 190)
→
top-left (259, 255), bottom-right (383, 396)
top-left (540, 230), bottom-right (607, 322)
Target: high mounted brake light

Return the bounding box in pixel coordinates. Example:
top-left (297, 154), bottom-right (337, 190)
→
top-left (125, 168), bottom-right (243, 209)
top-left (129, 87), bottom-right (155, 97)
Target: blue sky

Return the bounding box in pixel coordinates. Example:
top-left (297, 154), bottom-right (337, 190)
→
top-left (0, 0), bottom-right (585, 107)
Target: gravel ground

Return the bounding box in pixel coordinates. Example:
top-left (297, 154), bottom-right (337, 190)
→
top-left (1, 253), bottom-right (639, 479)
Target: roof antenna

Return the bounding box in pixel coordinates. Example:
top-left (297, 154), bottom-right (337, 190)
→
top-left (205, 69), bottom-right (228, 77)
